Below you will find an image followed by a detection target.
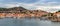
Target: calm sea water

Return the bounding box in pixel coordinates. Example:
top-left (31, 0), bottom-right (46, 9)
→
top-left (0, 18), bottom-right (60, 26)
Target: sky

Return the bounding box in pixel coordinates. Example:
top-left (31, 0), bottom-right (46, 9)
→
top-left (0, 0), bottom-right (60, 13)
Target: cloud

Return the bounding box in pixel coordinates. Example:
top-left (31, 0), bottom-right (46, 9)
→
top-left (29, 0), bottom-right (60, 13)
top-left (0, 0), bottom-right (60, 13)
top-left (0, 0), bottom-right (38, 3)
top-left (36, 6), bottom-right (60, 13)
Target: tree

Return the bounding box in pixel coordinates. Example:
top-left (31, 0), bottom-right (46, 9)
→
top-left (42, 14), bottom-right (47, 17)
top-left (58, 10), bottom-right (60, 12)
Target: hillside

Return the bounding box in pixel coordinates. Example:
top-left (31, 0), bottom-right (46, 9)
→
top-left (0, 7), bottom-right (49, 17)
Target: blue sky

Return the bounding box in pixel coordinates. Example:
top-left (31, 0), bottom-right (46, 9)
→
top-left (0, 0), bottom-right (60, 13)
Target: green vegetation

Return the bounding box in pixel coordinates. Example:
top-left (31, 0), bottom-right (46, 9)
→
top-left (0, 8), bottom-right (6, 11)
top-left (58, 10), bottom-right (60, 12)
top-left (42, 14), bottom-right (47, 17)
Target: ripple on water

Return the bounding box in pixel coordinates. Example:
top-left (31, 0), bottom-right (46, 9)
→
top-left (0, 18), bottom-right (60, 26)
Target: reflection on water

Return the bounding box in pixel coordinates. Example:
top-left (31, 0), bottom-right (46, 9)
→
top-left (0, 18), bottom-right (60, 26)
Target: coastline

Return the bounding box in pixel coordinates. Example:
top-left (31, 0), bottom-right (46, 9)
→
top-left (0, 13), bottom-right (41, 19)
